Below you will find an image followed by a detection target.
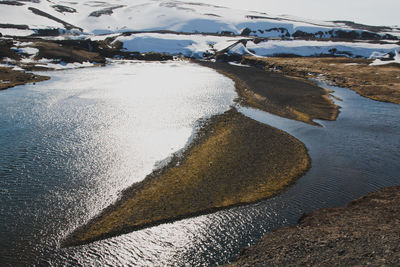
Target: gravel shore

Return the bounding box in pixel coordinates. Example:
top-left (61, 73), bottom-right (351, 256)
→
top-left (228, 185), bottom-right (400, 266)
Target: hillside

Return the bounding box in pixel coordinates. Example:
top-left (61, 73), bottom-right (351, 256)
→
top-left (0, 0), bottom-right (399, 64)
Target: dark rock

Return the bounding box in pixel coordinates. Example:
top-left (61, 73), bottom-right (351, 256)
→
top-left (240, 27), bottom-right (252, 36)
top-left (51, 5), bottom-right (77, 14)
top-left (334, 30), bottom-right (360, 39)
top-left (32, 28), bottom-right (62, 36)
top-left (89, 5), bottom-right (125, 17)
top-left (215, 52), bottom-right (242, 62)
top-left (0, 39), bottom-right (20, 60)
top-left (292, 30), bottom-right (315, 39)
top-left (0, 0), bottom-right (24, 6)
top-left (361, 31), bottom-right (381, 40)
top-left (141, 52), bottom-right (173, 61)
top-left (382, 34), bottom-right (399, 40)
top-left (0, 23), bottom-right (29, 30)
top-left (28, 7), bottom-right (82, 31)
top-left (333, 20), bottom-right (393, 33)
top-left (228, 185), bottom-right (400, 266)
top-left (220, 31), bottom-right (234, 36)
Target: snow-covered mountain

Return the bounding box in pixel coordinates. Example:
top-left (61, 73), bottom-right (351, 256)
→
top-left (1, 0), bottom-right (399, 63)
top-left (1, 0), bottom-right (399, 39)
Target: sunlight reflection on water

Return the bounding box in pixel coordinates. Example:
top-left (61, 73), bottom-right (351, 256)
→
top-left (0, 61), bottom-right (236, 265)
top-left (1, 62), bottom-right (399, 266)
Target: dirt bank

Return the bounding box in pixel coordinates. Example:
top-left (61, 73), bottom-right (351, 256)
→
top-left (241, 56), bottom-right (400, 105)
top-left (0, 67), bottom-right (49, 90)
top-left (227, 185), bottom-right (400, 266)
top-left (63, 109), bottom-right (310, 247)
top-left (197, 61), bottom-right (339, 126)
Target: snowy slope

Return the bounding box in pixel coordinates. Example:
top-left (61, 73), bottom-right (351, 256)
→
top-left (116, 33), bottom-right (242, 58)
top-left (0, 0), bottom-right (399, 62)
top-left (243, 40), bottom-right (400, 58)
top-left (1, 0), bottom-right (399, 39)
top-left (115, 33), bottom-right (400, 59)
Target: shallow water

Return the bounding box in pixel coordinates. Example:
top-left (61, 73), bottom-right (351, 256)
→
top-left (0, 61), bottom-right (236, 265)
top-left (1, 63), bottom-right (399, 266)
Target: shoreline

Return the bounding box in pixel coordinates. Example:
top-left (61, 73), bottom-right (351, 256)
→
top-left (63, 108), bottom-right (311, 247)
top-left (0, 67), bottom-right (49, 90)
top-left (63, 60), bottom-right (342, 247)
top-left (227, 185), bottom-right (400, 266)
top-left (4, 56), bottom-right (399, 264)
top-left (196, 60), bottom-right (340, 126)
top-left (240, 56), bottom-right (400, 105)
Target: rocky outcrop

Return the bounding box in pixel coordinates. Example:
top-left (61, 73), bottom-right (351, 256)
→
top-left (228, 185), bottom-right (400, 266)
top-left (51, 5), bottom-right (77, 14)
top-left (89, 5), bottom-right (125, 17)
top-left (28, 7), bottom-right (82, 31)
top-left (0, 67), bottom-right (49, 90)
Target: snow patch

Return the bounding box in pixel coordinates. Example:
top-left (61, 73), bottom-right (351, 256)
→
top-left (370, 50), bottom-right (400, 66)
top-left (116, 33), bottom-right (242, 58)
top-left (244, 40), bottom-right (400, 58)
top-left (35, 61), bottom-right (96, 70)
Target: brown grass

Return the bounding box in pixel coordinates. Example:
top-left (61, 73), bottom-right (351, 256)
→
top-left (241, 56), bottom-right (400, 105)
top-left (64, 109), bottom-right (310, 247)
top-left (32, 41), bottom-right (105, 63)
top-left (197, 61), bottom-right (340, 126)
top-left (0, 67), bottom-right (49, 90)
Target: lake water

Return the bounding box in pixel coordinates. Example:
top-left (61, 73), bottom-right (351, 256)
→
top-left (1, 62), bottom-right (399, 266)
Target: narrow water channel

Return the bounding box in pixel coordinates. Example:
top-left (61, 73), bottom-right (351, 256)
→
top-left (1, 62), bottom-right (399, 266)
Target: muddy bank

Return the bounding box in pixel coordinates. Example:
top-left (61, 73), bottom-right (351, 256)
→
top-left (197, 61), bottom-right (339, 126)
top-left (228, 185), bottom-right (400, 266)
top-left (241, 56), bottom-right (400, 105)
top-left (0, 67), bottom-right (49, 90)
top-left (63, 109), bottom-right (310, 247)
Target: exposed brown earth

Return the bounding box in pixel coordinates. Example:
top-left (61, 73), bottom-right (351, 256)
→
top-left (198, 61), bottom-right (340, 125)
top-left (63, 109), bottom-right (310, 247)
top-left (241, 56), bottom-right (400, 105)
top-left (0, 67), bottom-right (49, 90)
top-left (32, 41), bottom-right (105, 64)
top-left (227, 185), bottom-right (400, 266)
top-left (0, 38), bottom-right (20, 60)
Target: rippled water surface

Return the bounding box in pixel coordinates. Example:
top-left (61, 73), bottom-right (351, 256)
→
top-left (1, 62), bottom-right (399, 266)
top-left (0, 61), bottom-right (236, 265)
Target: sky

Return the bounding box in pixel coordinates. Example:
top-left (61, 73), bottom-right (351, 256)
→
top-left (184, 0), bottom-right (400, 26)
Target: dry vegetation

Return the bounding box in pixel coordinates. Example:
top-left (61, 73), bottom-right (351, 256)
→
top-left (198, 61), bottom-right (340, 126)
top-left (241, 56), bottom-right (400, 105)
top-left (0, 67), bottom-right (49, 90)
top-left (64, 109), bottom-right (310, 246)
top-left (32, 41), bottom-right (105, 63)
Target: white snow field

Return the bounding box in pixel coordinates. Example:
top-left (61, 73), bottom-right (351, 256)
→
top-left (0, 0), bottom-right (399, 61)
top-left (114, 34), bottom-right (400, 58)
top-left (1, 0), bottom-right (399, 37)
